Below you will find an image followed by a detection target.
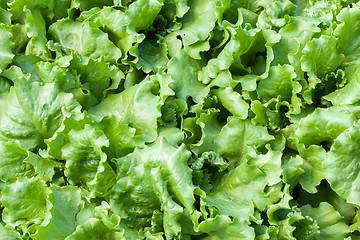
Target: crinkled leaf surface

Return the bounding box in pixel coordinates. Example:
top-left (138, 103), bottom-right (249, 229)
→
top-left (0, 25), bottom-right (14, 72)
top-left (0, 71), bottom-right (81, 150)
top-left (324, 120), bottom-right (360, 205)
top-left (1, 177), bottom-right (48, 225)
top-left (33, 185), bottom-right (84, 240)
top-left (89, 78), bottom-right (162, 142)
top-left (1, 1), bottom-right (360, 239)
top-left (0, 141), bottom-right (34, 182)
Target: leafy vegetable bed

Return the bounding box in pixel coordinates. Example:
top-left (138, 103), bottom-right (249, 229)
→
top-left (1, 0), bottom-right (360, 239)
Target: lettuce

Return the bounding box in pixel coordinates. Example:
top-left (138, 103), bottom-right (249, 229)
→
top-left (1, 0), bottom-right (360, 239)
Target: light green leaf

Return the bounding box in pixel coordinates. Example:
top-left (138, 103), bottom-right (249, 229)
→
top-left (0, 224), bottom-right (21, 240)
top-left (0, 69), bottom-right (81, 150)
top-left (33, 185), bottom-right (84, 240)
top-left (257, 0), bottom-right (294, 29)
top-left (300, 202), bottom-right (350, 240)
top-left (167, 49), bottom-right (209, 103)
top-left (9, 24), bottom-right (30, 54)
top-left (157, 126), bottom-right (185, 147)
top-left (257, 64), bottom-right (298, 102)
top-left (297, 144), bottom-right (326, 194)
top-left (197, 215), bottom-right (254, 239)
top-left (95, 115), bottom-right (145, 159)
top-left (323, 61), bottom-right (360, 105)
top-left (295, 106), bottom-right (357, 147)
top-left (71, 0), bottom-right (113, 11)
top-left (44, 111), bottom-right (89, 161)
top-left (177, 0), bottom-right (217, 46)
top-left (301, 35), bottom-right (344, 79)
top-left (1, 177), bottom-right (48, 225)
top-left (25, 9), bottom-right (46, 38)
top-left (190, 109), bottom-right (222, 155)
top-left (211, 148), bottom-right (282, 213)
top-left (324, 120), bottom-right (360, 205)
top-left (77, 7), bottom-right (142, 57)
top-left (25, 35), bottom-right (51, 61)
top-left (271, 18), bottom-right (321, 76)
top-left (214, 117), bottom-right (274, 166)
top-left (62, 124), bottom-right (109, 185)
top-left (65, 218), bottom-right (122, 240)
top-left (125, 0), bottom-right (164, 31)
top-left (0, 25), bottom-right (14, 72)
top-left (89, 77), bottom-right (162, 142)
top-left (198, 23), bottom-right (260, 84)
top-left (286, 210), bottom-right (319, 240)
top-left (87, 160), bottom-right (116, 199)
top-left (0, 7), bottom-right (11, 25)
top-left (300, 35), bottom-right (344, 100)
top-left (7, 0), bottom-right (54, 24)
top-left (24, 151), bottom-right (62, 182)
top-left (110, 138), bottom-right (194, 238)
top-left (0, 141), bottom-right (34, 182)
top-left (334, 6), bottom-right (360, 67)
top-left (213, 87), bottom-right (249, 119)
top-left (49, 19), bottom-right (122, 63)
top-left (71, 54), bottom-right (119, 100)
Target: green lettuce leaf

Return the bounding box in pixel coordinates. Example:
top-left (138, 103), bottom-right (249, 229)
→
top-left (167, 49), bottom-right (209, 103)
top-left (177, 0), bottom-right (217, 46)
top-left (32, 185), bottom-right (84, 240)
top-left (1, 177), bottom-right (48, 226)
top-left (213, 87), bottom-right (249, 119)
top-left (295, 106), bottom-right (357, 147)
top-left (94, 115), bottom-right (145, 159)
top-left (297, 144), bottom-right (326, 194)
top-left (0, 223), bottom-right (21, 240)
top-left (323, 61), bottom-right (360, 105)
top-left (89, 77), bottom-right (162, 142)
top-left (0, 141), bottom-right (34, 182)
top-left (334, 6), bottom-right (360, 67)
top-left (70, 0), bottom-right (113, 11)
top-left (126, 0), bottom-right (164, 31)
top-left (25, 151), bottom-right (62, 182)
top-left (49, 19), bottom-right (122, 63)
top-left (62, 124), bottom-right (109, 185)
top-left (210, 147), bottom-right (282, 215)
top-left (296, 181), bottom-right (357, 224)
top-left (299, 202), bottom-right (350, 239)
top-left (271, 18), bottom-right (320, 76)
top-left (65, 218), bottom-right (122, 240)
top-left (0, 7), bottom-right (11, 25)
top-left (7, 0), bottom-right (54, 24)
top-left (190, 109), bottom-right (222, 155)
top-left (136, 38), bottom-right (169, 73)
top-left (301, 35), bottom-right (344, 79)
top-left (0, 69), bottom-right (81, 150)
top-left (1, 0), bottom-right (360, 239)
top-left (110, 138), bottom-right (194, 238)
top-left (300, 35), bottom-right (344, 103)
top-left (257, 64), bottom-right (298, 102)
top-left (286, 209), bottom-right (320, 240)
top-left (198, 22), bottom-right (260, 85)
top-left (0, 76), bottom-right (12, 96)
top-left (323, 120), bottom-right (360, 205)
top-left (0, 25), bottom-right (14, 72)
top-left (214, 117), bottom-right (274, 166)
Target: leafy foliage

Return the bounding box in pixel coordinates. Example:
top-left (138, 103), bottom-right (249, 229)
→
top-left (0, 0), bottom-right (360, 239)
